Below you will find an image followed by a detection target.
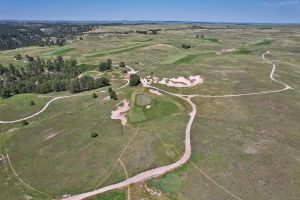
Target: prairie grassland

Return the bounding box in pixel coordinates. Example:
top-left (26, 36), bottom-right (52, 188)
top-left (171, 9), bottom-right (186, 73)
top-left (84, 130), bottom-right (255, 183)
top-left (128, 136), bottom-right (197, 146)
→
top-left (1, 24), bottom-right (300, 200)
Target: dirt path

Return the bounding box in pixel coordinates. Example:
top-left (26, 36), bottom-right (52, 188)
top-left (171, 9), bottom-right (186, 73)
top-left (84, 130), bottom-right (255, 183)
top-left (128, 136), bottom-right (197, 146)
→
top-left (195, 51), bottom-right (292, 98)
top-left (63, 51), bottom-right (293, 200)
top-left (6, 151), bottom-right (44, 194)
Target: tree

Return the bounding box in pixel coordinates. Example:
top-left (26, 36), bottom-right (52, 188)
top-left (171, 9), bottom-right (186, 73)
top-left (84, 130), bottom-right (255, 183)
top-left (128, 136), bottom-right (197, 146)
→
top-left (119, 62), bottom-right (126, 68)
top-left (0, 86), bottom-right (11, 98)
top-left (69, 78), bottom-right (81, 93)
top-left (92, 92), bottom-right (98, 98)
top-left (109, 90), bottom-right (118, 100)
top-left (129, 74), bottom-right (141, 86)
top-left (30, 100), bottom-right (35, 106)
top-left (95, 77), bottom-right (110, 88)
top-left (99, 59), bottom-right (112, 72)
top-left (108, 87), bottom-right (113, 93)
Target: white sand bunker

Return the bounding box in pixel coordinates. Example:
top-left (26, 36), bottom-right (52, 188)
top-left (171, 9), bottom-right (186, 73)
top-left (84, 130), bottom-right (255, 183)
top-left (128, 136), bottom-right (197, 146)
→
top-left (149, 89), bottom-right (162, 95)
top-left (111, 99), bottom-right (130, 126)
top-left (144, 75), bottom-right (203, 88)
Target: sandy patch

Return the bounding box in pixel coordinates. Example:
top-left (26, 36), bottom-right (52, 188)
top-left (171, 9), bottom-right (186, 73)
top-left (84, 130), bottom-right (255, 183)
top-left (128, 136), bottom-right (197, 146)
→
top-left (142, 75), bottom-right (203, 88)
top-left (145, 184), bottom-right (162, 197)
top-left (149, 89), bottom-right (162, 96)
top-left (111, 99), bottom-right (131, 126)
top-left (7, 128), bottom-right (19, 133)
top-left (221, 48), bottom-right (236, 52)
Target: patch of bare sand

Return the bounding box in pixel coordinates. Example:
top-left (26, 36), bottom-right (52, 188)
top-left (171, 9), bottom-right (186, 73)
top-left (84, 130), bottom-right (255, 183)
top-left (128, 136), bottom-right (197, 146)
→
top-left (111, 99), bottom-right (131, 126)
top-left (149, 89), bottom-right (162, 96)
top-left (142, 75), bottom-right (203, 88)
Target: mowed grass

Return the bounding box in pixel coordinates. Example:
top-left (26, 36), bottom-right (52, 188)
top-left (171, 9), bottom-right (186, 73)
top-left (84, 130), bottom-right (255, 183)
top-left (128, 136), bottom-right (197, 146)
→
top-left (135, 94), bottom-right (152, 106)
top-left (85, 42), bottom-right (153, 58)
top-left (204, 37), bottom-right (220, 43)
top-left (42, 47), bottom-right (76, 56)
top-left (79, 64), bottom-right (99, 72)
top-left (254, 39), bottom-right (273, 45)
top-left (127, 91), bottom-right (184, 124)
top-left (0, 94), bottom-right (51, 121)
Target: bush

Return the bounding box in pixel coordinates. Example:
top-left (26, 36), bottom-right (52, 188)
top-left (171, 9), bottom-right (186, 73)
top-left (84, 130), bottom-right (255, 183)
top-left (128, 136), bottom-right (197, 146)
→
top-left (21, 120), bottom-right (29, 126)
top-left (119, 62), bottom-right (126, 68)
top-left (182, 44), bottom-right (191, 49)
top-left (30, 100), bottom-right (35, 106)
top-left (91, 132), bottom-right (98, 138)
top-left (92, 92), bottom-right (98, 98)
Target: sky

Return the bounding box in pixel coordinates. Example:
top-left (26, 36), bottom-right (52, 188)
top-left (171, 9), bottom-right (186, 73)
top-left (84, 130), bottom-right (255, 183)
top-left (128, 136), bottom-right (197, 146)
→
top-left (0, 0), bottom-right (299, 23)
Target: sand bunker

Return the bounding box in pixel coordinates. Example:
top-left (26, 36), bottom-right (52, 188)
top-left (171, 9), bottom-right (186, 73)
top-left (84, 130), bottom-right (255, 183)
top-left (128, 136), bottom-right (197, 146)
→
top-left (143, 75), bottom-right (203, 88)
top-left (149, 89), bottom-right (162, 95)
top-left (111, 99), bottom-right (130, 126)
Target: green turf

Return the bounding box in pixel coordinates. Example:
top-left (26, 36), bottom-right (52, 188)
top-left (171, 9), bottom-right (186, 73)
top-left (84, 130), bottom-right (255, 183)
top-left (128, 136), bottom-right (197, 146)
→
top-left (128, 96), bottom-right (180, 123)
top-left (79, 64), bottom-right (99, 72)
top-left (135, 94), bottom-right (152, 106)
top-left (204, 37), bottom-right (220, 43)
top-left (42, 47), bottom-right (75, 56)
top-left (254, 39), bottom-right (273, 45)
top-left (85, 43), bottom-right (153, 58)
top-left (90, 190), bottom-right (126, 200)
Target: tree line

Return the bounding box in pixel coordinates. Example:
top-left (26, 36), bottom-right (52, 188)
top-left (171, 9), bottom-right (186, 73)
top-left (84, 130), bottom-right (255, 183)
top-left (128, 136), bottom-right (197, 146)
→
top-left (0, 56), bottom-right (110, 98)
top-left (0, 22), bottom-right (95, 51)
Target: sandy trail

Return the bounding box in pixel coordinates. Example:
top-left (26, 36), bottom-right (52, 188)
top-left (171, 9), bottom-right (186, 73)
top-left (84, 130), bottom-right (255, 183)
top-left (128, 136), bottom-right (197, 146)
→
top-left (194, 51), bottom-right (292, 98)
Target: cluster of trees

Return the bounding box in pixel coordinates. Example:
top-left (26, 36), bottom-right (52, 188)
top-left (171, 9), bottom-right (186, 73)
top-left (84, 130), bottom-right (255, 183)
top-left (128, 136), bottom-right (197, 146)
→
top-left (99, 59), bottom-right (112, 72)
top-left (69, 76), bottom-right (110, 93)
top-left (0, 56), bottom-right (110, 98)
top-left (182, 44), bottom-right (191, 49)
top-left (0, 22), bottom-right (94, 51)
top-left (129, 74), bottom-right (141, 86)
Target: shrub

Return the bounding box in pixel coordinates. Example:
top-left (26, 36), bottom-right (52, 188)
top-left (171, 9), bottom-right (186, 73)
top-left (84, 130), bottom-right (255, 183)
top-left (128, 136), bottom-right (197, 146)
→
top-left (119, 62), bottom-right (126, 68)
top-left (21, 120), bottom-right (29, 126)
top-left (182, 44), bottom-right (191, 49)
top-left (91, 132), bottom-right (98, 138)
top-left (30, 100), bottom-right (35, 106)
top-left (92, 92), bottom-right (98, 98)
